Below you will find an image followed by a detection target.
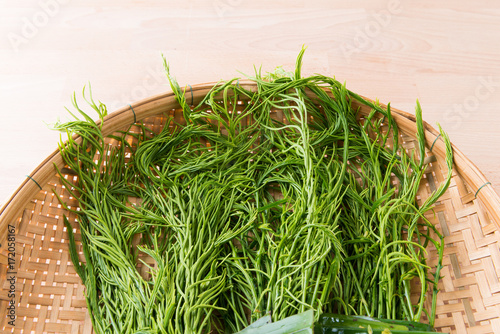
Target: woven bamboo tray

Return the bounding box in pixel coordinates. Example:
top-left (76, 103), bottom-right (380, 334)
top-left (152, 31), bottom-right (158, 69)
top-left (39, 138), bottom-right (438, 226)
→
top-left (1, 82), bottom-right (500, 334)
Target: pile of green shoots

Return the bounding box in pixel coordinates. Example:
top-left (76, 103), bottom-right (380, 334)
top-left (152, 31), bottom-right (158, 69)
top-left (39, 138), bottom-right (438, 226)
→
top-left (54, 50), bottom-right (452, 334)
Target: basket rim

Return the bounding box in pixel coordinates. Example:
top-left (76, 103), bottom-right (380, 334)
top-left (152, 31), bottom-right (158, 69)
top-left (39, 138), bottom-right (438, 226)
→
top-left (1, 81), bottom-right (499, 239)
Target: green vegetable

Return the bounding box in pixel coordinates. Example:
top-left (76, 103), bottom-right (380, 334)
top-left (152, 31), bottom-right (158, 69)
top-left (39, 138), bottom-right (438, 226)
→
top-left (54, 48), bottom-right (452, 333)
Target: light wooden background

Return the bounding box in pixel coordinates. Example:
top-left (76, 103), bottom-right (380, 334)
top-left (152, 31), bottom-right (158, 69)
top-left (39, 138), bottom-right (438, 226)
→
top-left (1, 0), bottom-right (499, 206)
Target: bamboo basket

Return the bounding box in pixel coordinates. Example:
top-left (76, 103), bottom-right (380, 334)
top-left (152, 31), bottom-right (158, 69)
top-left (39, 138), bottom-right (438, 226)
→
top-left (1, 82), bottom-right (500, 334)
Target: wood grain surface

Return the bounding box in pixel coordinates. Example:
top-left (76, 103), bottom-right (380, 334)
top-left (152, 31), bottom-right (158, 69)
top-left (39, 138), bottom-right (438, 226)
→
top-left (1, 0), bottom-right (499, 206)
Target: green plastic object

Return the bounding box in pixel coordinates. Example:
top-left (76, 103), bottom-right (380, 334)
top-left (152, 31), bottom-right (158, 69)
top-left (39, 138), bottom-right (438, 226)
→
top-left (315, 314), bottom-right (443, 334)
top-left (236, 310), bottom-right (314, 334)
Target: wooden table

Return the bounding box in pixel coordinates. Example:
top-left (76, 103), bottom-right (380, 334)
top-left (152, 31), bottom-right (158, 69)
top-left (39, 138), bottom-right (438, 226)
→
top-left (1, 0), bottom-right (499, 206)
